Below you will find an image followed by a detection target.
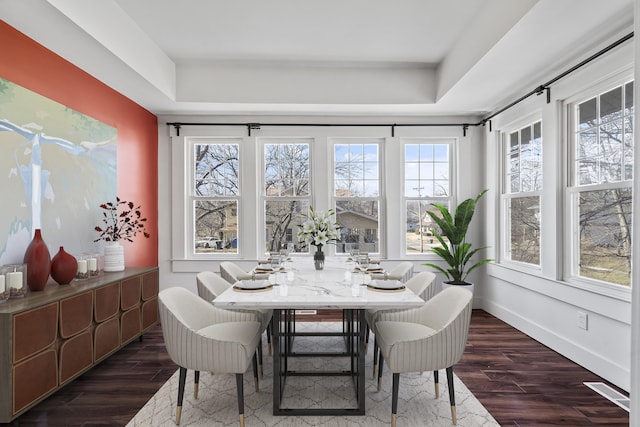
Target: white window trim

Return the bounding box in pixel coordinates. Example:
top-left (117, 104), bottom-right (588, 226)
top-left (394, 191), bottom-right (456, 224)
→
top-left (400, 137), bottom-right (456, 259)
top-left (563, 73), bottom-right (634, 292)
top-left (498, 117), bottom-right (543, 271)
top-left (329, 137), bottom-right (386, 257)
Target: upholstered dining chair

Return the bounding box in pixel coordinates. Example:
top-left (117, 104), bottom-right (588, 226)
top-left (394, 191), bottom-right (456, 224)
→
top-left (218, 262), bottom-right (274, 355)
top-left (366, 271), bottom-right (436, 377)
top-left (365, 261), bottom-right (415, 350)
top-left (219, 261), bottom-right (268, 283)
top-left (370, 261), bottom-right (415, 283)
top-left (158, 287), bottom-right (262, 427)
top-left (196, 270), bottom-right (271, 377)
top-left (375, 286), bottom-right (473, 426)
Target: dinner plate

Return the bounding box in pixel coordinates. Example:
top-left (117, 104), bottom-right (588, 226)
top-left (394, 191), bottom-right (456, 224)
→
top-left (234, 279), bottom-right (270, 290)
top-left (368, 279), bottom-right (404, 290)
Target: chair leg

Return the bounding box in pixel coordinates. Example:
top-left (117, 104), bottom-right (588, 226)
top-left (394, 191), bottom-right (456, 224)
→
top-left (257, 336), bottom-right (264, 379)
top-left (372, 338), bottom-right (379, 378)
top-left (446, 367), bottom-right (456, 425)
top-left (236, 373), bottom-right (245, 427)
top-left (377, 352), bottom-right (384, 391)
top-left (434, 369), bottom-right (439, 398)
top-left (252, 352), bottom-right (259, 392)
top-left (391, 372), bottom-right (400, 427)
top-left (194, 370), bottom-right (200, 399)
top-left (176, 367), bottom-right (187, 425)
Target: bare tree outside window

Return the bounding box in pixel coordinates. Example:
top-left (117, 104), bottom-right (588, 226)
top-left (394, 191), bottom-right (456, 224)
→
top-left (573, 82), bottom-right (633, 286)
top-left (503, 122), bottom-right (542, 265)
top-left (193, 143), bottom-right (240, 253)
top-left (264, 142), bottom-right (310, 253)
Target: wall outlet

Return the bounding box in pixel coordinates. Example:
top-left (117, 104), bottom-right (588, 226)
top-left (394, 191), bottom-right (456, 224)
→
top-left (577, 311), bottom-right (588, 330)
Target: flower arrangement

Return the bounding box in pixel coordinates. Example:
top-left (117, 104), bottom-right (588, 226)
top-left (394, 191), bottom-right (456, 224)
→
top-left (297, 207), bottom-right (341, 251)
top-left (94, 197), bottom-right (150, 242)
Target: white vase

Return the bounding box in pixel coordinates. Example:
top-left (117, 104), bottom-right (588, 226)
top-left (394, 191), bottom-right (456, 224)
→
top-left (441, 281), bottom-right (474, 295)
top-left (103, 242), bottom-right (125, 272)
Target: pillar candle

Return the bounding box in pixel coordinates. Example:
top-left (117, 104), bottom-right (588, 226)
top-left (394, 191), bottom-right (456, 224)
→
top-left (77, 259), bottom-right (88, 274)
top-left (7, 272), bottom-right (22, 289)
top-left (0, 275), bottom-right (5, 293)
top-left (87, 258), bottom-right (97, 272)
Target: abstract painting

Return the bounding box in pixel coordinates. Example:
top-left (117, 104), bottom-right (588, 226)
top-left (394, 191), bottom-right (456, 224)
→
top-left (0, 77), bottom-right (117, 264)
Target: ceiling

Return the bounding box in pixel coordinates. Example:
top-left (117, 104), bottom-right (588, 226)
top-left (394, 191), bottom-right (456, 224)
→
top-left (0, 0), bottom-right (634, 118)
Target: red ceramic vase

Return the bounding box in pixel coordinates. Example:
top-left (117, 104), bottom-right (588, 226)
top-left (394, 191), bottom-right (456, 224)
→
top-left (23, 229), bottom-right (51, 291)
top-left (51, 246), bottom-right (78, 285)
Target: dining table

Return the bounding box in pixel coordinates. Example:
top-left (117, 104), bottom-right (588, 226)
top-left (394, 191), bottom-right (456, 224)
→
top-left (212, 258), bottom-right (425, 416)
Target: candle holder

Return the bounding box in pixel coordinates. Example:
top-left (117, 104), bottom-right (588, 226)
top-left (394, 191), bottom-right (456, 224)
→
top-left (87, 252), bottom-right (103, 277)
top-left (2, 264), bottom-right (28, 299)
top-left (75, 255), bottom-right (89, 280)
top-left (0, 271), bottom-right (8, 303)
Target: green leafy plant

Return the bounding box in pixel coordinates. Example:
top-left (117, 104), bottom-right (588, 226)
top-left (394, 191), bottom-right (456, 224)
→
top-left (423, 189), bottom-right (492, 284)
top-left (94, 197), bottom-right (150, 242)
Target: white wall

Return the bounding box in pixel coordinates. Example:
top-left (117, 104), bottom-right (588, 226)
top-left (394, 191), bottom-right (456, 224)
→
top-left (481, 38), bottom-right (634, 391)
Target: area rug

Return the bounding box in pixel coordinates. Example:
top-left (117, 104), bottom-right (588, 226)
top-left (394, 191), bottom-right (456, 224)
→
top-left (127, 322), bottom-right (499, 426)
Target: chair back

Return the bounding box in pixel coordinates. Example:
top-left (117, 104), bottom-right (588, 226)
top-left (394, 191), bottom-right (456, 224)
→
top-left (405, 271), bottom-right (436, 301)
top-left (388, 261), bottom-right (414, 283)
top-left (421, 286), bottom-right (473, 368)
top-left (220, 261), bottom-right (248, 284)
top-left (196, 271), bottom-right (231, 302)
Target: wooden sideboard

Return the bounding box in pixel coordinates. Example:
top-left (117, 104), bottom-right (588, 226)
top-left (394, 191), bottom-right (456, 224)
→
top-left (0, 267), bottom-right (159, 423)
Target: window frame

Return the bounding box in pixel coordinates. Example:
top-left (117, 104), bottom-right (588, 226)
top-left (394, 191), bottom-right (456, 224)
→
top-left (188, 137), bottom-right (244, 259)
top-left (499, 118), bottom-right (543, 269)
top-left (258, 137), bottom-right (314, 256)
top-left (564, 76), bottom-right (634, 290)
top-left (330, 137), bottom-right (385, 257)
top-left (401, 137), bottom-right (456, 258)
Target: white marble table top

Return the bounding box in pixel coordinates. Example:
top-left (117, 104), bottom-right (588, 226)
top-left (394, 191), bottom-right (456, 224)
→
top-left (213, 259), bottom-right (425, 310)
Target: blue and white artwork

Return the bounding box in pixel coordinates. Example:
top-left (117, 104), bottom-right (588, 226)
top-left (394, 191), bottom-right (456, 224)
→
top-left (0, 77), bottom-right (117, 264)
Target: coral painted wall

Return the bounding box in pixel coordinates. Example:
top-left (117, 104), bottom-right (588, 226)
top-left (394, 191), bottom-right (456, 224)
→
top-left (0, 21), bottom-right (158, 266)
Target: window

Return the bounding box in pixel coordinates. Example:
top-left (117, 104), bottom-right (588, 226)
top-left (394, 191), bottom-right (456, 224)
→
top-left (262, 140), bottom-right (311, 253)
top-left (569, 81), bottom-right (633, 286)
top-left (333, 140), bottom-right (381, 254)
top-left (403, 140), bottom-right (452, 255)
top-left (502, 121), bottom-right (542, 265)
top-left (192, 140), bottom-right (240, 254)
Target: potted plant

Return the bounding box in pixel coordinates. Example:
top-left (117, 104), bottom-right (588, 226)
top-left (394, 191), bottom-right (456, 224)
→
top-left (297, 206), bottom-right (341, 270)
top-left (95, 197), bottom-right (150, 271)
top-left (423, 189), bottom-right (491, 293)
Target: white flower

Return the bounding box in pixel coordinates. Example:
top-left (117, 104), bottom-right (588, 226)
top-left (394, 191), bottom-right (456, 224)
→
top-left (297, 207), bottom-right (341, 249)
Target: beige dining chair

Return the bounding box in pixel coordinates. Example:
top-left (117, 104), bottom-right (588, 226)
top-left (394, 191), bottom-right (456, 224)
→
top-left (370, 261), bottom-right (415, 283)
top-left (375, 286), bottom-right (473, 426)
top-left (158, 287), bottom-right (262, 427)
top-left (218, 262), bottom-right (274, 355)
top-left (367, 271), bottom-right (436, 377)
top-left (196, 270), bottom-right (272, 377)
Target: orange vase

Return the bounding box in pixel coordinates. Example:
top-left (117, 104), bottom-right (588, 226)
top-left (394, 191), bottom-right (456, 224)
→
top-left (23, 229), bottom-right (51, 291)
top-left (51, 246), bottom-right (78, 285)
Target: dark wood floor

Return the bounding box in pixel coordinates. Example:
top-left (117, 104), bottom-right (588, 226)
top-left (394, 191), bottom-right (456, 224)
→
top-left (4, 310), bottom-right (629, 426)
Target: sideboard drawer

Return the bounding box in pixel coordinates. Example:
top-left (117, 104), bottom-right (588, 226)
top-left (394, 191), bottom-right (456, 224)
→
top-left (13, 303), bottom-right (58, 364)
top-left (94, 282), bottom-right (120, 323)
top-left (12, 349), bottom-right (57, 414)
top-left (59, 292), bottom-right (93, 339)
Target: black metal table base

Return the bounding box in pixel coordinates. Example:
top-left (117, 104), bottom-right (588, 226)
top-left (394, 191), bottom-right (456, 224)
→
top-left (272, 308), bottom-right (366, 415)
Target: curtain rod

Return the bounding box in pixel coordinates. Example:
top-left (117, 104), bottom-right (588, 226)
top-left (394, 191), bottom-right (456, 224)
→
top-left (167, 31), bottom-right (633, 137)
top-left (166, 121), bottom-right (473, 137)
